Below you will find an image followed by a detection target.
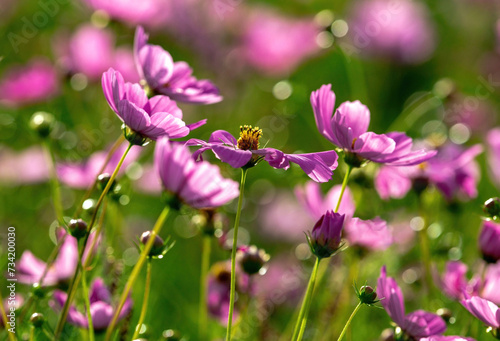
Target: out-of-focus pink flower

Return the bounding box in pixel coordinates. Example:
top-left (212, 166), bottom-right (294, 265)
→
top-left (239, 9), bottom-right (321, 75)
top-left (133, 163), bottom-right (161, 195)
top-left (420, 336), bottom-right (476, 341)
top-left (435, 261), bottom-right (500, 304)
top-left (81, 0), bottom-right (170, 28)
top-left (375, 143), bottom-right (483, 201)
top-left (344, 217), bottom-right (392, 251)
top-left (378, 266), bottom-right (447, 338)
top-left (487, 128), bottom-right (500, 188)
top-left (17, 229), bottom-right (98, 287)
top-left (348, 0), bottom-right (436, 64)
top-left (57, 142), bottom-right (141, 189)
top-left (0, 296), bottom-right (24, 327)
top-left (56, 25), bottom-right (139, 82)
top-left (51, 278), bottom-right (132, 330)
top-left (479, 220), bottom-right (500, 263)
top-left (155, 137), bottom-right (239, 209)
top-left (0, 146), bottom-right (50, 185)
top-left (0, 59), bottom-right (59, 107)
top-left (461, 295), bottom-right (500, 330)
top-left (207, 261), bottom-right (251, 325)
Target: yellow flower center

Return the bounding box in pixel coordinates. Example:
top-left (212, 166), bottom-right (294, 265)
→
top-left (237, 125), bottom-right (262, 150)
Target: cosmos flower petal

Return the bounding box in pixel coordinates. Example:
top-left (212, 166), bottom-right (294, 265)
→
top-left (335, 100), bottom-right (371, 139)
top-left (378, 266), bottom-right (406, 327)
top-left (144, 113), bottom-right (189, 139)
top-left (209, 130), bottom-right (238, 146)
top-left (285, 151), bottom-right (338, 183)
top-left (138, 44), bottom-right (174, 89)
top-left (461, 296), bottom-right (500, 328)
top-left (212, 145), bottom-right (253, 168)
top-left (404, 310), bottom-right (447, 338)
top-left (354, 132), bottom-right (395, 159)
top-left (310, 84), bottom-right (337, 144)
top-left (118, 100), bottom-right (151, 132)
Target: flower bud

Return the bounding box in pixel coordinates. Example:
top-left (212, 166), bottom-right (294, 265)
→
top-left (140, 231), bottom-right (166, 257)
top-left (97, 173), bottom-right (117, 193)
top-left (484, 198), bottom-right (500, 219)
top-left (30, 312), bottom-right (45, 328)
top-left (357, 285), bottom-right (378, 305)
top-left (29, 111), bottom-right (55, 138)
top-left (68, 218), bottom-right (87, 239)
top-left (31, 282), bottom-right (46, 298)
top-left (236, 245), bottom-right (270, 275)
top-left (122, 124), bottom-right (150, 146)
top-left (479, 220), bottom-right (500, 263)
top-left (307, 211), bottom-right (345, 258)
top-left (162, 329), bottom-right (182, 341)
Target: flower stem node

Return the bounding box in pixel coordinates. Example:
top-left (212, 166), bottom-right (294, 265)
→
top-left (140, 231), bottom-right (174, 258)
top-left (343, 152), bottom-right (366, 168)
top-left (68, 218), bottom-right (88, 240)
top-left (122, 124), bottom-right (150, 146)
top-left (484, 197), bottom-right (500, 220)
top-left (29, 111), bottom-right (55, 139)
top-left (30, 313), bottom-right (45, 328)
top-left (306, 211), bottom-right (345, 259)
top-left (161, 192), bottom-right (182, 211)
top-left (236, 245), bottom-right (270, 275)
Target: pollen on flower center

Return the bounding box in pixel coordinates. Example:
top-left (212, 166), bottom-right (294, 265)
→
top-left (237, 125), bottom-right (262, 150)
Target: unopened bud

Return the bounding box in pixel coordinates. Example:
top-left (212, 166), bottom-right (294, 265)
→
top-left (30, 313), bottom-right (45, 328)
top-left (68, 218), bottom-right (87, 239)
top-left (140, 231), bottom-right (165, 257)
top-left (97, 173), bottom-right (117, 192)
top-left (357, 285), bottom-right (378, 305)
top-left (29, 111), bottom-right (55, 138)
top-left (484, 198), bottom-right (500, 219)
top-left (236, 245), bottom-right (270, 275)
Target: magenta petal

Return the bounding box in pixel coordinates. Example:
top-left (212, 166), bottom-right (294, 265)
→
top-left (208, 130), bottom-right (238, 146)
top-left (139, 44), bottom-right (174, 89)
top-left (101, 68), bottom-right (124, 114)
top-left (377, 132), bottom-right (438, 166)
top-left (336, 100), bottom-right (371, 138)
top-left (133, 25), bottom-right (149, 79)
top-left (378, 266), bottom-right (406, 327)
top-left (461, 296), bottom-right (500, 328)
top-left (155, 137), bottom-right (192, 194)
top-left (147, 95), bottom-right (182, 119)
top-left (310, 84), bottom-right (337, 145)
top-left (295, 181), bottom-right (325, 220)
top-left (345, 217), bottom-right (392, 251)
top-left (286, 151), bottom-right (338, 183)
top-left (254, 148), bottom-right (289, 169)
top-left (212, 145), bottom-right (253, 168)
top-left (354, 132), bottom-right (395, 160)
top-left (404, 310), bottom-right (447, 338)
top-left (118, 100), bottom-right (151, 133)
top-left (186, 119), bottom-right (207, 131)
top-left (90, 302), bottom-right (114, 330)
top-left (122, 82), bottom-right (149, 109)
top-left (145, 113), bottom-right (189, 139)
top-left (89, 278), bottom-right (111, 304)
top-left (53, 234), bottom-right (79, 281)
top-left (375, 166), bottom-right (413, 200)
top-left (420, 337), bottom-right (476, 341)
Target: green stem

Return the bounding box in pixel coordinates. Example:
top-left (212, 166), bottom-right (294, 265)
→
top-left (337, 302), bottom-right (362, 341)
top-left (73, 135), bottom-right (124, 219)
top-left (225, 168), bottom-right (248, 341)
top-left (0, 290), bottom-right (16, 341)
top-left (81, 267), bottom-right (95, 341)
top-left (43, 140), bottom-right (65, 225)
top-left (335, 165), bottom-right (352, 213)
top-left (104, 206), bottom-right (170, 341)
top-left (199, 236), bottom-right (211, 340)
top-left (291, 257), bottom-right (321, 341)
top-left (55, 143), bottom-right (132, 340)
top-left (132, 260), bottom-right (153, 340)
top-left (417, 199), bottom-right (432, 300)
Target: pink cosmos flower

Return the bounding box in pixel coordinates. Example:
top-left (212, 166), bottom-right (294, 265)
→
top-left (344, 217), bottom-right (393, 251)
top-left (375, 143), bottom-right (483, 201)
top-left (56, 25), bottom-right (139, 82)
top-left (134, 26), bottom-right (222, 104)
top-left (102, 68), bottom-right (203, 142)
top-left (420, 337), bottom-right (475, 341)
top-left (0, 146), bottom-right (50, 185)
top-left (378, 266), bottom-right (447, 339)
top-left (479, 220), bottom-right (500, 263)
top-left (435, 261), bottom-right (500, 304)
top-left (312, 84), bottom-right (436, 167)
top-left (17, 229), bottom-right (98, 286)
top-left (187, 128), bottom-right (338, 183)
top-left (487, 128), bottom-right (500, 188)
top-left (348, 0), bottom-right (436, 64)
top-left (57, 142), bottom-right (141, 189)
top-left (51, 278), bottom-right (132, 330)
top-left (308, 211), bottom-right (345, 258)
top-left (155, 137), bottom-right (239, 209)
top-left (81, 0), bottom-right (170, 28)
top-left (0, 59), bottom-right (59, 107)
top-left (239, 9), bottom-right (321, 75)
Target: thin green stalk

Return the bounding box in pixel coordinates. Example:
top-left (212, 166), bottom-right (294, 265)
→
top-left (104, 206), bottom-right (170, 341)
top-left (81, 268), bottom-right (95, 341)
top-left (199, 236), bottom-right (211, 340)
top-left (55, 143), bottom-right (132, 339)
top-left (132, 260), bottom-right (153, 340)
top-left (225, 168), bottom-right (248, 341)
top-left (43, 140), bottom-right (65, 225)
top-left (417, 200), bottom-right (433, 299)
top-left (337, 302), bottom-right (362, 341)
top-left (335, 165), bottom-right (352, 213)
top-left (291, 257), bottom-right (321, 341)
top-left (73, 134), bottom-right (125, 219)
top-left (0, 290), bottom-right (16, 341)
